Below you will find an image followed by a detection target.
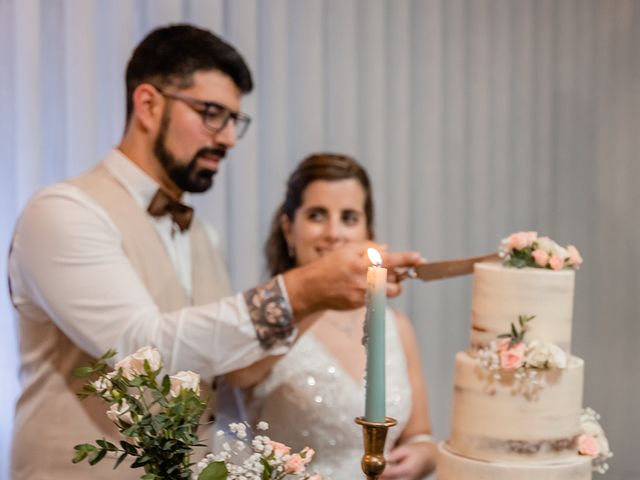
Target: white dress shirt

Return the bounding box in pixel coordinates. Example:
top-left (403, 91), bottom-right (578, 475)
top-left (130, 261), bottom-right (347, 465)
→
top-left (8, 149), bottom-right (290, 378)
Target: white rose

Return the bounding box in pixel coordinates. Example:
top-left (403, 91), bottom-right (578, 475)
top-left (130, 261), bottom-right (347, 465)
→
top-left (535, 236), bottom-right (563, 255)
top-left (541, 237), bottom-right (567, 258)
top-left (535, 236), bottom-right (553, 252)
top-left (115, 346), bottom-right (162, 379)
top-left (169, 370), bottom-right (201, 397)
top-left (581, 417), bottom-right (605, 437)
top-left (546, 343), bottom-right (568, 369)
top-left (92, 372), bottom-right (116, 399)
top-left (596, 434), bottom-right (611, 456)
top-left (106, 400), bottom-right (134, 425)
top-left (524, 341), bottom-right (550, 368)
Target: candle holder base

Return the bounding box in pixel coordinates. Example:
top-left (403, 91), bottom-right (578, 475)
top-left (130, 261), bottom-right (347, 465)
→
top-left (355, 416), bottom-right (397, 479)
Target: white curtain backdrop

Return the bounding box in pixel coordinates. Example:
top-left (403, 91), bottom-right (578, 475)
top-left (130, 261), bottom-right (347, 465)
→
top-left (1, 1), bottom-right (639, 479)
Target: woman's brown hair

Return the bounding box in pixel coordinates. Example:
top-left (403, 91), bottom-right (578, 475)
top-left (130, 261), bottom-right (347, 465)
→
top-left (265, 153), bottom-right (374, 276)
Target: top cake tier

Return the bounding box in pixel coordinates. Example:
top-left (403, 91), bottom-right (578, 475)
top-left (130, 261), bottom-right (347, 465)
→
top-left (470, 261), bottom-right (575, 354)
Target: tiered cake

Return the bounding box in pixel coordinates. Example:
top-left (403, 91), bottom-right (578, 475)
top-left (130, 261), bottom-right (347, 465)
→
top-left (437, 233), bottom-right (610, 480)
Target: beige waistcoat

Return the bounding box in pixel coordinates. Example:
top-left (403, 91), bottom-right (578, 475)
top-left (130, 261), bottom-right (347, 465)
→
top-left (11, 165), bottom-right (231, 479)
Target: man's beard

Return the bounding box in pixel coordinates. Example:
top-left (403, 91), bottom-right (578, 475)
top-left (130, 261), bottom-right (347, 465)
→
top-left (153, 113), bottom-right (227, 193)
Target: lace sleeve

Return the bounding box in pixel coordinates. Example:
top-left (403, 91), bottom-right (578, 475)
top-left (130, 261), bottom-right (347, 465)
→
top-left (243, 275), bottom-right (295, 349)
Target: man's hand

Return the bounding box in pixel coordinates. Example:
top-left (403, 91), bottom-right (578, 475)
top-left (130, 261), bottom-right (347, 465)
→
top-left (283, 242), bottom-right (423, 320)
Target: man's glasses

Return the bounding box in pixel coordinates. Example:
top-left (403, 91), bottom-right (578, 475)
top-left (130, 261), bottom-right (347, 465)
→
top-left (156, 87), bottom-right (251, 139)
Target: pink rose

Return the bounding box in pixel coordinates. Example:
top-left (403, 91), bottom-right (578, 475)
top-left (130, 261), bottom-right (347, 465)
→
top-left (497, 338), bottom-right (511, 352)
top-left (270, 441), bottom-right (291, 456)
top-left (549, 255), bottom-right (565, 270)
top-left (499, 342), bottom-right (526, 369)
top-left (507, 232), bottom-right (532, 251)
top-left (285, 454), bottom-right (306, 474)
top-left (577, 434), bottom-right (600, 457)
top-left (300, 447), bottom-right (315, 465)
top-left (531, 249), bottom-right (550, 267)
top-left (567, 245), bottom-right (583, 267)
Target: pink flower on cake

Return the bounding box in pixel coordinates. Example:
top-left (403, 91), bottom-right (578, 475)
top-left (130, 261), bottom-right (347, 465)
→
top-left (507, 231), bottom-right (536, 250)
top-left (499, 342), bottom-right (526, 369)
top-left (285, 453), bottom-right (306, 474)
top-left (549, 255), bottom-right (565, 271)
top-left (531, 249), bottom-right (550, 267)
top-left (578, 434), bottom-right (600, 457)
top-left (567, 244), bottom-right (583, 267)
top-left (496, 338), bottom-right (511, 352)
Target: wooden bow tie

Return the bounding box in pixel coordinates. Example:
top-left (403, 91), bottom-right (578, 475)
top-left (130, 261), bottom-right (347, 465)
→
top-left (147, 189), bottom-right (194, 232)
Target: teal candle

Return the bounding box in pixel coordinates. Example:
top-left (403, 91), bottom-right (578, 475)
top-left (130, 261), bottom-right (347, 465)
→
top-left (364, 248), bottom-right (387, 422)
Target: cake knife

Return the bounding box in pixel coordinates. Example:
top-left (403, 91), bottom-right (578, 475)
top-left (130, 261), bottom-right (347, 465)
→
top-left (396, 253), bottom-right (500, 282)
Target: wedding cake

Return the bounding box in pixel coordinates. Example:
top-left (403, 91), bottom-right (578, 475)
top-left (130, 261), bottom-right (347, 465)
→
top-left (437, 232), bottom-right (611, 480)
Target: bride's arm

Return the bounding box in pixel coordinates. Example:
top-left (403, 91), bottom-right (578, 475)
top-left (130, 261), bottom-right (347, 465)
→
top-left (380, 311), bottom-right (436, 480)
top-left (223, 315), bottom-right (318, 388)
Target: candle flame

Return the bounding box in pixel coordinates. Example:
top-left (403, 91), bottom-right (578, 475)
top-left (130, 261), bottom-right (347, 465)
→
top-left (367, 248), bottom-right (382, 267)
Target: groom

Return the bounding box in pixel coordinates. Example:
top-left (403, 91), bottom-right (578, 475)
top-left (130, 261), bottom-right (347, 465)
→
top-left (7, 24), bottom-right (421, 479)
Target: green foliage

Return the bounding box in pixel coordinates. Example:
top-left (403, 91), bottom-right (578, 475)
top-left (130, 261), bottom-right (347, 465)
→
top-left (198, 461), bottom-right (228, 480)
top-left (503, 247), bottom-right (536, 269)
top-left (497, 314), bottom-right (535, 348)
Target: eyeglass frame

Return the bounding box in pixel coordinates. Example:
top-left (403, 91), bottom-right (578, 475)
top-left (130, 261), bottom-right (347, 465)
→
top-left (154, 86), bottom-right (252, 139)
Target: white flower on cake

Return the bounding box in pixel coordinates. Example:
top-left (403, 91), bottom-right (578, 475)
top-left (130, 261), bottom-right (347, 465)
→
top-left (499, 231), bottom-right (583, 270)
top-left (578, 407), bottom-right (613, 474)
top-left (474, 315), bottom-right (568, 397)
top-left (525, 340), bottom-right (568, 369)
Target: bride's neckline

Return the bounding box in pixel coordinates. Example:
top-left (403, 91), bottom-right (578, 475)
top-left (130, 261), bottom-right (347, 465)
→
top-left (307, 307), bottom-right (370, 385)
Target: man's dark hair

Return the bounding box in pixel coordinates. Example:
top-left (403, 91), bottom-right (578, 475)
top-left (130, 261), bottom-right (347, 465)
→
top-left (124, 23), bottom-right (253, 122)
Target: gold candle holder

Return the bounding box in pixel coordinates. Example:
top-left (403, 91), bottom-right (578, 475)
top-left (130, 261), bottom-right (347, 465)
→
top-left (355, 416), bottom-right (397, 479)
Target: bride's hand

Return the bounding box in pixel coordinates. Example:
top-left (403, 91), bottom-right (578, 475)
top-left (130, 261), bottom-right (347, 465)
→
top-left (379, 442), bottom-right (436, 480)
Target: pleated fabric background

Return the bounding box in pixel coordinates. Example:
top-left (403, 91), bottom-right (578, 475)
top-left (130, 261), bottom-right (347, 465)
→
top-left (1, 1), bottom-right (638, 478)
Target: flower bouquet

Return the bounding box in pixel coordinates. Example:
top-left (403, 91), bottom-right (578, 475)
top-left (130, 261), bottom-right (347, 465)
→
top-left (475, 315), bottom-right (568, 397)
top-left (72, 346), bottom-right (319, 480)
top-left (499, 231), bottom-right (583, 270)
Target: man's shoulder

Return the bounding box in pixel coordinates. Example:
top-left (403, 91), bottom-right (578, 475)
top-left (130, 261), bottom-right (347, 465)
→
top-left (16, 170), bottom-right (117, 235)
top-left (24, 176), bottom-right (94, 211)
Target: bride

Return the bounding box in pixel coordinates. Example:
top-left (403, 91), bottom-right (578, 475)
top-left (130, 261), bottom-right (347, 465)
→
top-left (221, 153), bottom-right (436, 479)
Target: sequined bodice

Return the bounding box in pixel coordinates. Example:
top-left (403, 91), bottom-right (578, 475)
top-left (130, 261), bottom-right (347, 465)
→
top-left (246, 309), bottom-right (412, 479)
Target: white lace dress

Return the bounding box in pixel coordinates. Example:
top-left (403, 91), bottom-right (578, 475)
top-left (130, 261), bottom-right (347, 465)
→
top-left (245, 309), bottom-right (412, 479)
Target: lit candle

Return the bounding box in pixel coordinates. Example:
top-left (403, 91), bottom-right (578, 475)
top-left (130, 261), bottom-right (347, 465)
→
top-left (364, 247), bottom-right (387, 422)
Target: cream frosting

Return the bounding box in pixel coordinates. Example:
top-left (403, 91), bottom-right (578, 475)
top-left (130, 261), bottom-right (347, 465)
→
top-left (470, 262), bottom-right (575, 354)
top-left (447, 352), bottom-right (584, 463)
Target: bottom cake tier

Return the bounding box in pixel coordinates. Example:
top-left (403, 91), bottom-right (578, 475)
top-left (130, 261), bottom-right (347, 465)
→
top-left (437, 442), bottom-right (592, 480)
